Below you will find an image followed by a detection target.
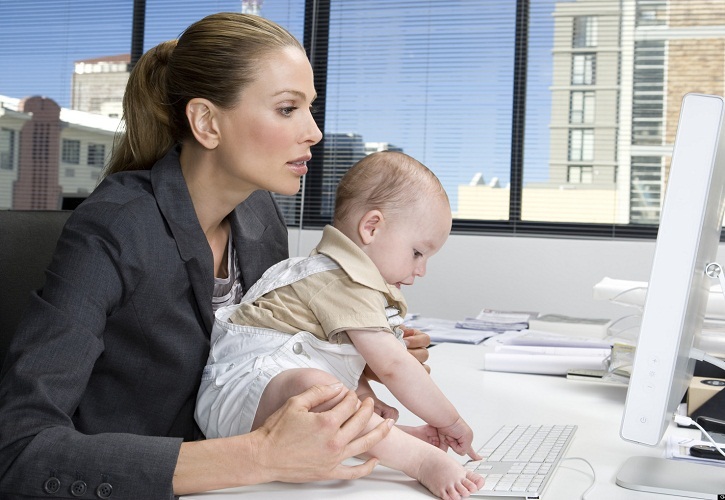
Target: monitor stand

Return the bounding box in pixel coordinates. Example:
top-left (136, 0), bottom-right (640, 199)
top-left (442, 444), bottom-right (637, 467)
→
top-left (616, 456), bottom-right (725, 498)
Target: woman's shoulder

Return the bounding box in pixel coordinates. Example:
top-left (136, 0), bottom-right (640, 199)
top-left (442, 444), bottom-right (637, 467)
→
top-left (88, 170), bottom-right (155, 207)
top-left (67, 171), bottom-right (164, 240)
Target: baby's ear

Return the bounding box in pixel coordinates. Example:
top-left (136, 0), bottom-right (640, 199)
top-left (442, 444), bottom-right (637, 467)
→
top-left (359, 209), bottom-right (384, 245)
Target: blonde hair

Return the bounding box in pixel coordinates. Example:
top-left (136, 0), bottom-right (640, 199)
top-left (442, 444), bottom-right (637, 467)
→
top-left (333, 151), bottom-right (449, 226)
top-left (105, 12), bottom-right (304, 175)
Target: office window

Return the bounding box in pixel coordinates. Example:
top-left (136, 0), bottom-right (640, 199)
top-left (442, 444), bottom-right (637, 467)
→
top-left (568, 129), bottom-right (594, 162)
top-left (570, 91), bottom-right (595, 124)
top-left (630, 156), bottom-right (663, 224)
top-left (87, 144), bottom-right (106, 167)
top-left (305, 0), bottom-right (515, 224)
top-left (2, 1), bottom-right (725, 237)
top-left (571, 54), bottom-right (596, 85)
top-left (631, 40), bottom-right (664, 146)
top-left (573, 16), bottom-right (597, 48)
top-left (62, 139), bottom-right (81, 164)
top-left (636, 0), bottom-right (667, 27)
top-left (568, 165), bottom-right (593, 184)
top-left (0, 128), bottom-right (15, 170)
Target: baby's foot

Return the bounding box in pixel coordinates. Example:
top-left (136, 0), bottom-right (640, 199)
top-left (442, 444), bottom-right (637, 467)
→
top-left (416, 448), bottom-right (485, 499)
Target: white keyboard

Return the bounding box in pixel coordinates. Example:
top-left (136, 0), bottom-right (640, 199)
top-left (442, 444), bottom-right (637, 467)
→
top-left (465, 424), bottom-right (577, 498)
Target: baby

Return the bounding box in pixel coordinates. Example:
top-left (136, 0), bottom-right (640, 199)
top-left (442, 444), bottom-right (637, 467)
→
top-left (196, 151), bottom-right (484, 499)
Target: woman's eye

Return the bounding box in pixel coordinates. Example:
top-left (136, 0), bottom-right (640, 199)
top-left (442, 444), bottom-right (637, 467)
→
top-left (280, 106), bottom-right (297, 117)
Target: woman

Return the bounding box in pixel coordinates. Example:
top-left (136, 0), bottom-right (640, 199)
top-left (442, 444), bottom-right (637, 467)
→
top-left (0, 13), bottom-right (429, 498)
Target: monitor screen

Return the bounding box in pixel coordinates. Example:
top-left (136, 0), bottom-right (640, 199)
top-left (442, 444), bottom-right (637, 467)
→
top-left (617, 93), bottom-right (725, 497)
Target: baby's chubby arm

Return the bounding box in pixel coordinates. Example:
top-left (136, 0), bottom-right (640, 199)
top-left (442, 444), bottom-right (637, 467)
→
top-left (347, 329), bottom-right (480, 459)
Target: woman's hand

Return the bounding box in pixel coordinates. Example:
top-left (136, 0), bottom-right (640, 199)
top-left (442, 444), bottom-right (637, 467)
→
top-left (401, 326), bottom-right (431, 372)
top-left (364, 327), bottom-right (431, 384)
top-left (252, 383), bottom-right (394, 482)
top-left (173, 384), bottom-right (393, 495)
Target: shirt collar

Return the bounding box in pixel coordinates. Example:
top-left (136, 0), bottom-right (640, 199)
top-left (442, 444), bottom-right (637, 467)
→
top-left (314, 225), bottom-right (405, 303)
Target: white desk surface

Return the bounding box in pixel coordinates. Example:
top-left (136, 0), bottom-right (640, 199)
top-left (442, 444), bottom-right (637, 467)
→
top-left (184, 342), bottom-right (708, 500)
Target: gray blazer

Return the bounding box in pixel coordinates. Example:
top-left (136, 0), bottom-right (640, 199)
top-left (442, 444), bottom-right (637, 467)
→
top-left (0, 147), bottom-right (289, 499)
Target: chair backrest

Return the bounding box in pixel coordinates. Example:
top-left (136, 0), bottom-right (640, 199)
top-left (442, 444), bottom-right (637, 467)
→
top-left (0, 210), bottom-right (71, 372)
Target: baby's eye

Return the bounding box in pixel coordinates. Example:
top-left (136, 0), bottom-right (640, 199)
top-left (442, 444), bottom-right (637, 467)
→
top-left (414, 250), bottom-right (423, 258)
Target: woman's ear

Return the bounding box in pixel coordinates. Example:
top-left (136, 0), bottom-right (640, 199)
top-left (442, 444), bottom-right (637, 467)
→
top-left (186, 98), bottom-right (220, 150)
top-left (358, 209), bottom-right (384, 245)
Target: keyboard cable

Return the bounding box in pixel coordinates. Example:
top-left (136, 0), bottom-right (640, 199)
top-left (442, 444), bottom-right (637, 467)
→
top-left (560, 457), bottom-right (596, 500)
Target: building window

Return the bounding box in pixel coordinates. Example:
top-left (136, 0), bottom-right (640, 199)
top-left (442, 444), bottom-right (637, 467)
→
top-left (572, 54), bottom-right (596, 85)
top-left (568, 129), bottom-right (594, 162)
top-left (65, 168), bottom-right (75, 177)
top-left (631, 40), bottom-right (665, 145)
top-left (636, 0), bottom-right (667, 27)
top-left (568, 165), bottom-right (593, 184)
top-left (573, 16), bottom-right (597, 48)
top-left (87, 143), bottom-right (106, 167)
top-left (570, 91), bottom-right (595, 124)
top-left (630, 156), bottom-right (663, 224)
top-left (62, 139), bottom-right (80, 164)
top-left (0, 128), bottom-right (15, 170)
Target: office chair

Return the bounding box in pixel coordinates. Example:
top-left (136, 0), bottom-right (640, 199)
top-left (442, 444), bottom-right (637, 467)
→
top-left (0, 210), bottom-right (71, 372)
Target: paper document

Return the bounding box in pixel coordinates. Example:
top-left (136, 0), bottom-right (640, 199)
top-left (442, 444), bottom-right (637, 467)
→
top-left (487, 330), bottom-right (612, 349)
top-left (666, 435), bottom-right (725, 468)
top-left (482, 352), bottom-right (609, 375)
top-left (458, 309), bottom-right (535, 332)
top-left (494, 345), bottom-right (612, 357)
top-left (404, 317), bottom-right (494, 344)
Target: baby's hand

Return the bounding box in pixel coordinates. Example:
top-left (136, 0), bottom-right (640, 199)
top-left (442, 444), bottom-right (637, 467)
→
top-left (437, 417), bottom-right (481, 460)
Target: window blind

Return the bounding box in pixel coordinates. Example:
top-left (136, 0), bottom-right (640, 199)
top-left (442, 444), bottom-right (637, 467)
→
top-left (2, 0), bottom-right (725, 239)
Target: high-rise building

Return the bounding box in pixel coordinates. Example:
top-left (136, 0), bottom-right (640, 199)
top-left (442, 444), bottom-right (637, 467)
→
top-left (242, 0), bottom-right (263, 16)
top-left (71, 54), bottom-right (130, 118)
top-left (549, 0), bottom-right (725, 224)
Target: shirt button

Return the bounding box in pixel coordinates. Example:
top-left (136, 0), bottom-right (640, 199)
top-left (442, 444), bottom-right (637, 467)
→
top-left (70, 480), bottom-right (87, 496)
top-left (43, 477), bottom-right (61, 494)
top-left (96, 482), bottom-right (113, 499)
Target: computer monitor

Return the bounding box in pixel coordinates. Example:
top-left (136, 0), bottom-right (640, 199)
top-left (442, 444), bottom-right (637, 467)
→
top-left (617, 93), bottom-right (725, 497)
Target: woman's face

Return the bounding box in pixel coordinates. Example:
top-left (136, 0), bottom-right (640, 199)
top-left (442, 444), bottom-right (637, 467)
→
top-left (216, 46), bottom-right (322, 196)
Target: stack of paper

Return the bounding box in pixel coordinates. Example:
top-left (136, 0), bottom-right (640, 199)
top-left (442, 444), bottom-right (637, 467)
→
top-left (455, 309), bottom-right (534, 333)
top-left (404, 317), bottom-right (495, 345)
top-left (527, 313), bottom-right (613, 339)
top-left (481, 330), bottom-right (612, 376)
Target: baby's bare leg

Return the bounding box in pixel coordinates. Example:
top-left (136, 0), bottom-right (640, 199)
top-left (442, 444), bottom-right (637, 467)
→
top-left (252, 368), bottom-right (345, 430)
top-left (252, 369), bottom-right (484, 498)
top-left (366, 421), bottom-right (484, 499)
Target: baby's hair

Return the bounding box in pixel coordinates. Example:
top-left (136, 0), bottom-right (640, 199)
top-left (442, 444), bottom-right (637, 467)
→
top-left (333, 151), bottom-right (449, 226)
top-left (105, 13), bottom-right (304, 176)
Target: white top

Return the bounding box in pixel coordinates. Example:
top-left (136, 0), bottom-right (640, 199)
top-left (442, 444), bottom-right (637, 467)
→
top-left (212, 238), bottom-right (242, 312)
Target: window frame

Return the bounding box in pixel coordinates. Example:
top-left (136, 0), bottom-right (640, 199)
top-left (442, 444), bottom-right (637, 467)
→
top-left (299, 0), bottom-right (663, 240)
top-left (61, 138), bottom-right (81, 165)
top-left (0, 127), bottom-right (16, 171)
top-left (87, 143), bottom-right (106, 168)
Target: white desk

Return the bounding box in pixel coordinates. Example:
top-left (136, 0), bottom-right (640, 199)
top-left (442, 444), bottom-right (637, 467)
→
top-left (184, 342), bottom-right (707, 500)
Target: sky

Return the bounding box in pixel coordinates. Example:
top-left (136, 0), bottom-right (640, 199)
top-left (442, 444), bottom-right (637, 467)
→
top-left (0, 0), bottom-right (564, 208)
